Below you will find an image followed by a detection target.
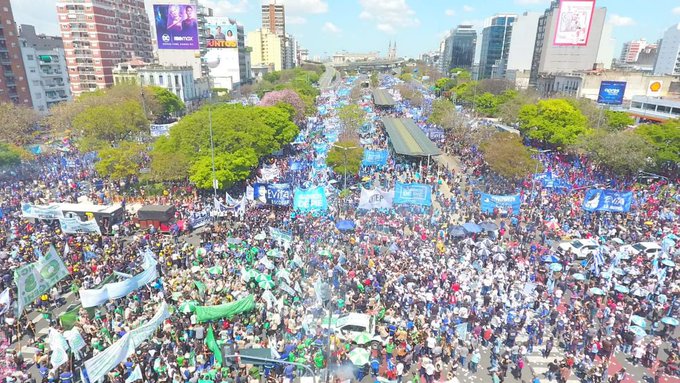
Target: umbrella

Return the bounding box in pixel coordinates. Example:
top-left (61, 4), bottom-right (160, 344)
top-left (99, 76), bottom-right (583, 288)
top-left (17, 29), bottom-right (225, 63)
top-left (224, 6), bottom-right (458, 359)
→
top-left (178, 300), bottom-right (198, 314)
top-left (493, 253), bottom-right (507, 262)
top-left (479, 222), bottom-right (498, 231)
top-left (195, 248), bottom-right (207, 257)
top-left (616, 252), bottom-right (630, 260)
top-left (661, 259), bottom-right (675, 267)
top-left (549, 263), bottom-right (563, 272)
top-left (614, 285), bottom-right (630, 294)
top-left (475, 241), bottom-right (488, 249)
top-left (226, 238), bottom-right (242, 244)
top-left (628, 325), bottom-right (646, 337)
top-left (573, 273), bottom-right (586, 281)
top-left (541, 255), bottom-right (559, 263)
top-left (241, 268), bottom-right (258, 282)
top-left (589, 287), bottom-right (606, 296)
top-left (630, 315), bottom-right (646, 328)
top-left (275, 268), bottom-right (291, 282)
top-left (335, 220), bottom-right (356, 231)
top-left (600, 271), bottom-right (612, 279)
top-left (661, 317), bottom-right (679, 326)
top-left (255, 273), bottom-right (272, 284)
top-left (478, 248), bottom-right (491, 257)
top-left (462, 238), bottom-right (475, 246)
top-left (258, 279), bottom-right (276, 289)
top-left (611, 267), bottom-right (626, 276)
top-left (449, 226), bottom-right (465, 237)
top-left (463, 222), bottom-right (482, 233)
top-left (254, 233), bottom-right (266, 240)
top-left (657, 294), bottom-right (668, 303)
top-left (208, 266), bottom-right (223, 275)
top-left (352, 332), bottom-right (373, 345)
top-left (491, 245), bottom-right (504, 253)
top-left (479, 238), bottom-right (493, 247)
top-left (318, 249), bottom-right (332, 258)
top-left (348, 348), bottom-right (370, 365)
top-left (632, 288), bottom-right (649, 297)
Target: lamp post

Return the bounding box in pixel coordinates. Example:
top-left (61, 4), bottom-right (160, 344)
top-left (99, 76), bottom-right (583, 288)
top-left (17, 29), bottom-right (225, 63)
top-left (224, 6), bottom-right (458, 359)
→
top-left (206, 58), bottom-right (220, 204)
top-left (529, 148), bottom-right (552, 204)
top-left (331, 144), bottom-right (358, 190)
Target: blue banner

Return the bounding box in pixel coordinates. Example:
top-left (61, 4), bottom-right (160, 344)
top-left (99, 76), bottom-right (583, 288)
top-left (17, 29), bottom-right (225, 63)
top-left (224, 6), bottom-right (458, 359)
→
top-left (393, 183), bottom-right (432, 206)
top-left (266, 183), bottom-right (292, 206)
top-left (289, 160), bottom-right (306, 171)
top-left (534, 172), bottom-right (571, 190)
top-left (582, 189), bottom-right (633, 213)
top-left (313, 143), bottom-right (329, 155)
top-left (293, 186), bottom-right (328, 212)
top-left (362, 150), bottom-right (388, 166)
top-left (480, 193), bottom-right (521, 215)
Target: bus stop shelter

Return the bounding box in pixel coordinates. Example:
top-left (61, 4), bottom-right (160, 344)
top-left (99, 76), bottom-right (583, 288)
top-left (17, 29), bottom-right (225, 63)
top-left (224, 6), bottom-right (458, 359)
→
top-left (381, 117), bottom-right (441, 158)
top-left (372, 89), bottom-right (396, 108)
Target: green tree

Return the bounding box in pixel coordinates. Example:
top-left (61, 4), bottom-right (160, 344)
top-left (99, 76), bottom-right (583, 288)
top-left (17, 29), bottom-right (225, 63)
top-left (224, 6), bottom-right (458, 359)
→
top-left (434, 78), bottom-right (455, 93)
top-left (95, 142), bottom-right (145, 180)
top-left (635, 120), bottom-right (680, 169)
top-left (72, 99), bottom-right (148, 150)
top-left (396, 84), bottom-right (424, 107)
top-left (326, 141), bottom-right (364, 177)
top-left (573, 130), bottom-right (653, 176)
top-left (497, 89), bottom-right (538, 124)
top-left (190, 148), bottom-right (258, 189)
top-left (146, 86), bottom-right (185, 119)
top-left (428, 99), bottom-right (462, 131)
top-left (337, 104), bottom-right (367, 133)
top-left (0, 103), bottom-right (39, 145)
top-left (0, 143), bottom-right (23, 167)
top-left (518, 99), bottom-right (591, 148)
top-left (399, 73), bottom-right (413, 82)
top-left (603, 110), bottom-right (634, 131)
top-left (370, 72), bottom-right (379, 88)
top-left (450, 68), bottom-right (471, 83)
top-left (480, 133), bottom-right (541, 180)
top-left (148, 150), bottom-right (190, 182)
top-left (475, 93), bottom-right (500, 117)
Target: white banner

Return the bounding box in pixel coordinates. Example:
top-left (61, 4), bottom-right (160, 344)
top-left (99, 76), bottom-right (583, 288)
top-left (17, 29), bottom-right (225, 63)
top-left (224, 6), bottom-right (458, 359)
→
top-left (63, 328), bottom-right (86, 359)
top-left (0, 288), bottom-right (10, 315)
top-left (358, 188), bottom-right (395, 210)
top-left (84, 302), bottom-right (169, 383)
top-left (79, 252), bottom-right (157, 308)
top-left (59, 217), bottom-right (102, 235)
top-left (260, 164), bottom-right (280, 182)
top-left (21, 203), bottom-right (64, 220)
top-left (125, 365), bottom-right (143, 383)
top-left (14, 245), bottom-right (69, 315)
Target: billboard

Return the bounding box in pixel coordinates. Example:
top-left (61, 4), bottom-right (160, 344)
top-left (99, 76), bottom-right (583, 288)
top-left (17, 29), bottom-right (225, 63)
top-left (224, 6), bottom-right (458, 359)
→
top-left (553, 0), bottom-right (596, 46)
top-left (205, 20), bottom-right (238, 49)
top-left (153, 4), bottom-right (199, 50)
top-left (596, 81), bottom-right (626, 105)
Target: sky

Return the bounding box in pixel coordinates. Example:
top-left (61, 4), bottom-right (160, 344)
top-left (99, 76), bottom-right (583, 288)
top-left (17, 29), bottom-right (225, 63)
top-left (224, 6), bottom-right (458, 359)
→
top-left (10, 0), bottom-right (680, 59)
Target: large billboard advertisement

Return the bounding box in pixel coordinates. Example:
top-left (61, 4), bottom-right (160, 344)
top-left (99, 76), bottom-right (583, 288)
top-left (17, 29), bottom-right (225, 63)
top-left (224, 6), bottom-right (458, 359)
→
top-left (153, 4), bottom-right (199, 50)
top-left (205, 20), bottom-right (238, 49)
top-left (553, 0), bottom-right (596, 46)
top-left (597, 81), bottom-right (626, 105)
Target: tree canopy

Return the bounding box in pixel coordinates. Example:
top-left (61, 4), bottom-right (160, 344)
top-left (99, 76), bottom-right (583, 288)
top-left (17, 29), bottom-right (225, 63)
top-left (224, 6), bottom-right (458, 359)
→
top-left (151, 103), bottom-right (299, 189)
top-left (518, 99), bottom-right (591, 148)
top-left (259, 88), bottom-right (306, 122)
top-left (326, 140), bottom-right (364, 177)
top-left (337, 104), bottom-right (367, 133)
top-left (480, 132), bottom-right (541, 180)
top-left (428, 99), bottom-right (463, 131)
top-left (573, 130), bottom-right (652, 176)
top-left (635, 119), bottom-right (680, 170)
top-left (94, 142), bottom-right (145, 181)
top-left (0, 103), bottom-right (39, 146)
top-left (146, 86), bottom-right (185, 120)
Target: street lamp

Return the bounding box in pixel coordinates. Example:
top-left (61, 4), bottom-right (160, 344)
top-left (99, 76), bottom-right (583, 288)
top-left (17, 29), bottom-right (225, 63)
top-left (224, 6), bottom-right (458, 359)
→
top-left (331, 144), bottom-right (358, 190)
top-left (206, 57), bottom-right (220, 205)
top-left (529, 148), bottom-right (552, 203)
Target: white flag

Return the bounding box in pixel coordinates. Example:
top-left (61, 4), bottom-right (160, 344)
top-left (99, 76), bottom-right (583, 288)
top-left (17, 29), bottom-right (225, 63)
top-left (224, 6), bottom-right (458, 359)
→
top-left (0, 288), bottom-right (10, 315)
top-left (48, 328), bottom-right (69, 369)
top-left (125, 365), bottom-right (143, 383)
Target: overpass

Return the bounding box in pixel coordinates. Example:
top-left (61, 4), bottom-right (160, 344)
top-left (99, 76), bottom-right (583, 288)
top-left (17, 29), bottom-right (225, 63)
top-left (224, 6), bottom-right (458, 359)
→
top-left (332, 59), bottom-right (405, 72)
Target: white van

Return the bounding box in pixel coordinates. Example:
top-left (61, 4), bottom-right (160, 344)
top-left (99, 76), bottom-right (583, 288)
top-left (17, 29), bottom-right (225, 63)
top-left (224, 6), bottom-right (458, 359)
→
top-left (304, 312), bottom-right (379, 343)
top-left (620, 242), bottom-right (663, 259)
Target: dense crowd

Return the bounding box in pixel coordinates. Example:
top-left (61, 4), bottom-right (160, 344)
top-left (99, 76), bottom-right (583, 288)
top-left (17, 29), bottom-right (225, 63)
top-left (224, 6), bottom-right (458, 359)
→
top-left (0, 75), bottom-right (677, 383)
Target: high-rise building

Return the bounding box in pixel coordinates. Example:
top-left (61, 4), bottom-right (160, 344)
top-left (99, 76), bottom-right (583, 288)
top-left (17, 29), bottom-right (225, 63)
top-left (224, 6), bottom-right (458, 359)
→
top-left (478, 15), bottom-right (517, 80)
top-left (620, 39), bottom-right (650, 63)
top-left (283, 33), bottom-right (296, 69)
top-left (654, 24), bottom-right (680, 76)
top-left (204, 17), bottom-right (251, 91)
top-left (448, 25), bottom-right (477, 72)
top-left (0, 1), bottom-right (32, 106)
top-left (529, 0), bottom-right (609, 86)
top-left (261, 1), bottom-right (285, 37)
top-left (19, 25), bottom-right (71, 113)
top-left (56, 0), bottom-right (153, 96)
top-left (505, 12), bottom-right (541, 74)
top-left (247, 28), bottom-right (283, 71)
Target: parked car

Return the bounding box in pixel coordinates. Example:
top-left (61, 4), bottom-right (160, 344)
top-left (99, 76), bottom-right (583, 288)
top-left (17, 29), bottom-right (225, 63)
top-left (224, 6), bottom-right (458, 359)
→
top-left (620, 242), bottom-right (663, 259)
top-left (557, 238), bottom-right (599, 260)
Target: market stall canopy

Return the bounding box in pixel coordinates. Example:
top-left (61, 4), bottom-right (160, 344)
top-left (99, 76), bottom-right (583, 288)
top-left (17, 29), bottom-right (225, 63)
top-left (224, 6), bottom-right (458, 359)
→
top-left (136, 205), bottom-right (176, 222)
top-left (372, 89), bottom-right (395, 107)
top-left (382, 117), bottom-right (441, 157)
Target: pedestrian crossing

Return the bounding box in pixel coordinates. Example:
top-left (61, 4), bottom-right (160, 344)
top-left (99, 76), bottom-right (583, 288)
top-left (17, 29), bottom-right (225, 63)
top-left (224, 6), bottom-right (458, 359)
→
top-left (515, 333), bottom-right (580, 383)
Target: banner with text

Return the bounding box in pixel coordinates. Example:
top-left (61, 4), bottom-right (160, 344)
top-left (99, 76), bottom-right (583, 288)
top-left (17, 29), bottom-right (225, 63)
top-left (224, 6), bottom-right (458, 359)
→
top-left (21, 203), bottom-right (64, 220)
top-left (293, 186), bottom-right (328, 212)
top-left (358, 188), bottom-right (395, 210)
top-left (582, 189), bottom-right (633, 213)
top-left (480, 193), bottom-right (521, 215)
top-left (59, 217), bottom-right (102, 235)
top-left (393, 183), bottom-right (432, 206)
top-left (362, 150), bottom-right (389, 166)
top-left (14, 245), bottom-right (69, 314)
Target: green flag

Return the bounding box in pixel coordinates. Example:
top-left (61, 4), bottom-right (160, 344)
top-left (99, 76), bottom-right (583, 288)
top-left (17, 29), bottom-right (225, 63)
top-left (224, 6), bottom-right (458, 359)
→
top-left (59, 305), bottom-right (80, 330)
top-left (194, 281), bottom-right (206, 295)
top-left (204, 325), bottom-right (223, 365)
top-left (194, 295), bottom-right (256, 323)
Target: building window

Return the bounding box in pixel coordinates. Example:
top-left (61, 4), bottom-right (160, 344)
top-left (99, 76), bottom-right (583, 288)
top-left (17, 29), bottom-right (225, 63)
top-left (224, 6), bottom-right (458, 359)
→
top-left (27, 55), bottom-right (34, 61)
top-left (158, 75), bottom-right (163, 85)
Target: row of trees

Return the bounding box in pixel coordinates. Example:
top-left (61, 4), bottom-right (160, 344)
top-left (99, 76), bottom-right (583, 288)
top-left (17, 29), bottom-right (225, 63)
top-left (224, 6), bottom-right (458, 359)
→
top-left (242, 67), bottom-right (322, 117)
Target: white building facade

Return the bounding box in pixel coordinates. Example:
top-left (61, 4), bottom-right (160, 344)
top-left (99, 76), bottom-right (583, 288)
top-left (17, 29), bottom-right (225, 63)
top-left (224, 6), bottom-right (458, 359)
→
top-left (654, 23), bottom-right (680, 76)
top-left (20, 45), bottom-right (70, 113)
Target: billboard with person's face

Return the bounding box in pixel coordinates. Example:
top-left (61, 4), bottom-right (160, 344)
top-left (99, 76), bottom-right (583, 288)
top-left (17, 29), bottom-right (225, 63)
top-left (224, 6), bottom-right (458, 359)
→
top-left (154, 4), bottom-right (199, 50)
top-left (205, 20), bottom-right (238, 49)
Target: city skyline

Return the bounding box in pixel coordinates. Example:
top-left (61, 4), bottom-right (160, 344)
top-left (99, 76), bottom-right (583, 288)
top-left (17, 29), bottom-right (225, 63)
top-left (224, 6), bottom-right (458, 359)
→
top-left (10, 0), bottom-right (680, 60)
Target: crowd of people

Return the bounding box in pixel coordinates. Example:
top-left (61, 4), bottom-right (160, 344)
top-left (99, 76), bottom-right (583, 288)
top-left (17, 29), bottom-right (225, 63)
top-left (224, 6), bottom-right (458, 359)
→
top-left (0, 74), bottom-right (677, 383)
